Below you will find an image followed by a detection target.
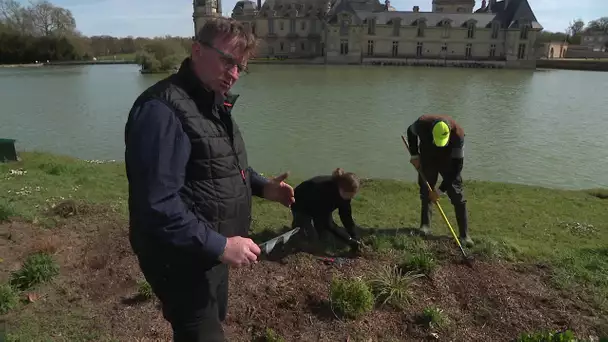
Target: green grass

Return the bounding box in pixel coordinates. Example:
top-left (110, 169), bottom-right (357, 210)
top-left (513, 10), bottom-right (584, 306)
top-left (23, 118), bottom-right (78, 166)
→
top-left (1, 151), bottom-right (608, 315)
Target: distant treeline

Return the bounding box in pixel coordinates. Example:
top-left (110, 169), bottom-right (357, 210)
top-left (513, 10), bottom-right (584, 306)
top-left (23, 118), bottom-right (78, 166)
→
top-left (0, 0), bottom-right (191, 68)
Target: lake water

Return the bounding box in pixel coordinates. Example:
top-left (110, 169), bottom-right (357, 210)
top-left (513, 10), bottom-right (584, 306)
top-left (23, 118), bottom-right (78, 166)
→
top-left (1, 64), bottom-right (607, 190)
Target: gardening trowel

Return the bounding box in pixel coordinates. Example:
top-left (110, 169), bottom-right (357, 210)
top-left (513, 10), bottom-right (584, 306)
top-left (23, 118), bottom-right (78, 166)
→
top-left (257, 227), bottom-right (301, 255)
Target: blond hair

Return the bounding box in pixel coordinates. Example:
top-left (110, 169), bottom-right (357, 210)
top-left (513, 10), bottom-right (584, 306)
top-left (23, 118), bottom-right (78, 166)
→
top-left (195, 17), bottom-right (259, 58)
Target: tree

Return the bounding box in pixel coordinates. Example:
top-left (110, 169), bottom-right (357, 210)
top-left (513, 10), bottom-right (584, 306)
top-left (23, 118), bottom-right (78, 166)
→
top-left (567, 19), bottom-right (585, 37)
top-left (28, 0), bottom-right (76, 36)
top-left (135, 37), bottom-right (187, 73)
top-left (586, 17), bottom-right (608, 33)
top-left (0, 0), bottom-right (34, 34)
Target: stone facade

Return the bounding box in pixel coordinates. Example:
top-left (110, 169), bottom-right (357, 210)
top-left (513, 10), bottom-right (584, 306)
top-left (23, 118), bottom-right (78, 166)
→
top-left (193, 0), bottom-right (543, 68)
top-left (538, 41), bottom-right (568, 59)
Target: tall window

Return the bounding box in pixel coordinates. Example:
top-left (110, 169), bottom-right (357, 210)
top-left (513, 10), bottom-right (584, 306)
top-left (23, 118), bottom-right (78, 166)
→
top-left (467, 22), bottom-right (475, 39)
top-left (268, 19), bottom-right (274, 34)
top-left (465, 43), bottom-right (472, 58)
top-left (392, 41), bottom-right (399, 57)
top-left (520, 25), bottom-right (529, 40)
top-left (367, 40), bottom-right (374, 56)
top-left (367, 18), bottom-right (375, 35)
top-left (491, 22), bottom-right (499, 39)
top-left (392, 20), bottom-right (400, 37)
top-left (417, 22), bottom-right (425, 37)
top-left (489, 44), bottom-right (496, 57)
top-left (289, 19), bottom-right (296, 33)
top-left (442, 24), bottom-right (450, 38)
top-left (517, 43), bottom-right (526, 59)
top-left (340, 18), bottom-right (349, 36)
top-left (340, 39), bottom-right (348, 55)
top-left (416, 42), bottom-right (423, 57)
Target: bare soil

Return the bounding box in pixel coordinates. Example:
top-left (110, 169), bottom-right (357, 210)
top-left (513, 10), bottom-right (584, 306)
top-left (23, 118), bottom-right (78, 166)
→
top-left (1, 207), bottom-right (606, 341)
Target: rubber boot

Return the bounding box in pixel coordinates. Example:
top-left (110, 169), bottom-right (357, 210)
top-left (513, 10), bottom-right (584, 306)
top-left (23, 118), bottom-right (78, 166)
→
top-left (420, 201), bottom-right (432, 236)
top-left (454, 202), bottom-right (473, 247)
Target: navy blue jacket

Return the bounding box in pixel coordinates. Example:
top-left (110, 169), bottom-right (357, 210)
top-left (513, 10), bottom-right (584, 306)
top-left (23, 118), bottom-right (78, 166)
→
top-left (125, 99), bottom-right (268, 260)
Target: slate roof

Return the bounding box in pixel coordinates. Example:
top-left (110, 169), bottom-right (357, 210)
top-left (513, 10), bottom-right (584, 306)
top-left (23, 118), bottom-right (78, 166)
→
top-left (327, 0), bottom-right (542, 29)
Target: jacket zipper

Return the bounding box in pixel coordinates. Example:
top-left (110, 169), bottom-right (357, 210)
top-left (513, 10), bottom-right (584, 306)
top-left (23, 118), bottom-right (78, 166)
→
top-left (216, 110), bottom-right (251, 223)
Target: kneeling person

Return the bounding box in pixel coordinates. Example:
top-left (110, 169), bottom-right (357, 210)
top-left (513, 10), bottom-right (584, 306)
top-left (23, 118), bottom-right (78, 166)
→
top-left (291, 168), bottom-right (362, 254)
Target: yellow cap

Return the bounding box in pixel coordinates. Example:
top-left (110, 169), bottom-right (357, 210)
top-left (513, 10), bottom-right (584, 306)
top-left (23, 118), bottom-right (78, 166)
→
top-left (432, 121), bottom-right (450, 147)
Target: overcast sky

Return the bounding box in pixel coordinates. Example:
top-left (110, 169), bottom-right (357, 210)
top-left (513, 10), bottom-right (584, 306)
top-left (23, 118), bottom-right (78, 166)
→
top-left (34, 0), bottom-right (608, 38)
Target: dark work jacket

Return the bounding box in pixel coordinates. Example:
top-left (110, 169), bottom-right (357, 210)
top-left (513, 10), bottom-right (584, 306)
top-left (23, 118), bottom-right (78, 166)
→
top-left (124, 57), bottom-right (268, 268)
top-left (291, 175), bottom-right (356, 231)
top-left (406, 114), bottom-right (465, 185)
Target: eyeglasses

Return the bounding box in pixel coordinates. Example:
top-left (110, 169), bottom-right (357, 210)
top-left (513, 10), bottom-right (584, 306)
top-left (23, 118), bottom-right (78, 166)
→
top-left (201, 42), bottom-right (249, 75)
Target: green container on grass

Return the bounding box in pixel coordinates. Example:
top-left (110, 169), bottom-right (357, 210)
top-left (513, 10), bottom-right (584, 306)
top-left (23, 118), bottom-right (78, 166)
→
top-left (0, 138), bottom-right (18, 162)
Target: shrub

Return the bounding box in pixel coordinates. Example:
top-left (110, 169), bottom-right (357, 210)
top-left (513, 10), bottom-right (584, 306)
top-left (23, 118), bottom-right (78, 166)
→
top-left (9, 253), bottom-right (60, 291)
top-left (419, 306), bottom-right (448, 329)
top-left (400, 251), bottom-right (437, 276)
top-left (0, 284), bottom-right (19, 314)
top-left (368, 265), bottom-right (424, 309)
top-left (329, 276), bottom-right (374, 319)
top-left (137, 280), bottom-right (153, 300)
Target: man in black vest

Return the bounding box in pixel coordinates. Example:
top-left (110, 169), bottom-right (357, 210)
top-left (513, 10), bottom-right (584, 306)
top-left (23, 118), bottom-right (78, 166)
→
top-left (124, 18), bottom-right (295, 341)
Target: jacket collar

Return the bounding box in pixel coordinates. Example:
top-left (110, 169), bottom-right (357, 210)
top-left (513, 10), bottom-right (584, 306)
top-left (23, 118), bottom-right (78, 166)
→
top-left (175, 57), bottom-right (240, 111)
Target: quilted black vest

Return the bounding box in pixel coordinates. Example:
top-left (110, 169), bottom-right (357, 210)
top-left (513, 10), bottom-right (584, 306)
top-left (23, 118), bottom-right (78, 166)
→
top-left (128, 58), bottom-right (253, 250)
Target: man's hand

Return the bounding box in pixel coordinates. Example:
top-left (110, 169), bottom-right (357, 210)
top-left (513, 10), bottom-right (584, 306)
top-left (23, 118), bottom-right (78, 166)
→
top-left (263, 172), bottom-right (295, 208)
top-left (429, 189), bottom-right (440, 203)
top-left (219, 236), bottom-right (261, 267)
top-left (410, 157), bottom-right (421, 170)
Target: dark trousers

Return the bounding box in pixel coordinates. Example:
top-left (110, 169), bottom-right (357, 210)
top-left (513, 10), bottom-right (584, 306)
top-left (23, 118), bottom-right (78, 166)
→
top-left (418, 161), bottom-right (469, 238)
top-left (137, 254), bottom-right (229, 342)
top-left (291, 210), bottom-right (357, 245)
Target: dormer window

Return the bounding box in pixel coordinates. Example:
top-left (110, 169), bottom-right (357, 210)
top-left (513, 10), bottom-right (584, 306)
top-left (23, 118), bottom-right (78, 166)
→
top-left (414, 19), bottom-right (426, 37)
top-left (520, 23), bottom-right (530, 40)
top-left (367, 18), bottom-right (376, 35)
top-left (439, 19), bottom-right (451, 38)
top-left (491, 21), bottom-right (499, 39)
top-left (465, 20), bottom-right (476, 39)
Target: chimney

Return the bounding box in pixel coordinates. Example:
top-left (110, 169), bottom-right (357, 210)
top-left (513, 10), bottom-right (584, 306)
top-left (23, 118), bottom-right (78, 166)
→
top-left (413, 5), bottom-right (419, 12)
top-left (481, 0), bottom-right (486, 8)
top-left (257, 0), bottom-right (261, 11)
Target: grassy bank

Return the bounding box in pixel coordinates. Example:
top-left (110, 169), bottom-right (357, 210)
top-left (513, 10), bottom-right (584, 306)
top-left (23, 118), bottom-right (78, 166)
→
top-left (1, 152), bottom-right (607, 341)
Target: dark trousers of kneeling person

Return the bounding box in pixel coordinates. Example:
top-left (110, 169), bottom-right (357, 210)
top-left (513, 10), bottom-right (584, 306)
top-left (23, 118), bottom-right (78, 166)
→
top-left (137, 251), bottom-right (228, 342)
top-left (418, 158), bottom-right (469, 240)
top-left (291, 209), bottom-right (360, 253)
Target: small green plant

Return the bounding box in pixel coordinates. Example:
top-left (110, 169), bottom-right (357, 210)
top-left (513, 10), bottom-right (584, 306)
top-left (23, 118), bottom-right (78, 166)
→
top-left (0, 283), bottom-right (19, 314)
top-left (257, 328), bottom-right (285, 342)
top-left (329, 276), bottom-right (375, 319)
top-left (0, 199), bottom-right (16, 222)
top-left (515, 329), bottom-right (580, 342)
top-left (137, 280), bottom-right (153, 300)
top-left (368, 265), bottom-right (424, 309)
top-left (419, 306), bottom-right (448, 329)
top-left (9, 253), bottom-right (60, 291)
top-left (400, 251), bottom-right (437, 276)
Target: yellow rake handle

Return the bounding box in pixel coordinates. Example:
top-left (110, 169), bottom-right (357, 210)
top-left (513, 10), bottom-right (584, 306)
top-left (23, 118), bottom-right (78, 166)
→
top-left (400, 135), bottom-right (464, 251)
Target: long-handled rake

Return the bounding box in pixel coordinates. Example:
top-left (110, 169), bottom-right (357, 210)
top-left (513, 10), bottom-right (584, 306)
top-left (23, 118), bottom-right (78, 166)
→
top-left (400, 135), bottom-right (473, 267)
